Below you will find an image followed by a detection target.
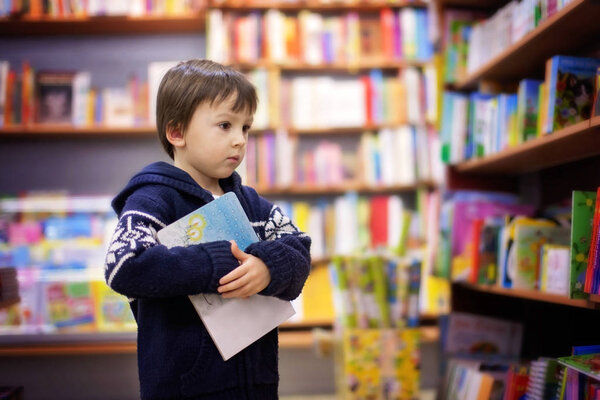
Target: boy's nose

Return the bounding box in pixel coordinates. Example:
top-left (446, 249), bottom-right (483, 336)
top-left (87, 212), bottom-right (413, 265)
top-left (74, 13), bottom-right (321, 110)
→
top-left (232, 130), bottom-right (246, 147)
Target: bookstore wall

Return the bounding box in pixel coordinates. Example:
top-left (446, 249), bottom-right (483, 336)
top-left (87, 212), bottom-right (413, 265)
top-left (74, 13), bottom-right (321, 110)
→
top-left (2, 0), bottom-right (600, 399)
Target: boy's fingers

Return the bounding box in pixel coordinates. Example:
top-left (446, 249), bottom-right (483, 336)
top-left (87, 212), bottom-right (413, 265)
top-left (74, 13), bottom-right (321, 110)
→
top-left (230, 240), bottom-right (250, 261)
top-left (218, 277), bottom-right (246, 293)
top-left (219, 264), bottom-right (247, 285)
top-left (220, 284), bottom-right (253, 299)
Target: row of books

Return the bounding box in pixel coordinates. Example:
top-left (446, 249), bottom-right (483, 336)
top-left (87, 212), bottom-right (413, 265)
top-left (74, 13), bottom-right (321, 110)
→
top-left (442, 345), bottom-right (600, 400)
top-left (0, 60), bottom-right (438, 131)
top-left (0, 61), bottom-right (150, 128)
top-left (207, 7), bottom-right (433, 66)
top-left (436, 188), bottom-right (600, 300)
top-left (442, 0), bottom-right (576, 83)
top-left (273, 67), bottom-right (438, 130)
top-left (329, 255), bottom-right (421, 329)
top-left (440, 55), bottom-right (600, 164)
top-left (237, 126), bottom-right (443, 190)
top-left (0, 270), bottom-right (136, 333)
top-left (0, 0), bottom-right (205, 18)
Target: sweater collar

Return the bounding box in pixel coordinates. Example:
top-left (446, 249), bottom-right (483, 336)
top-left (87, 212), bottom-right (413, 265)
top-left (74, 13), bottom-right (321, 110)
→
top-left (112, 161), bottom-right (243, 214)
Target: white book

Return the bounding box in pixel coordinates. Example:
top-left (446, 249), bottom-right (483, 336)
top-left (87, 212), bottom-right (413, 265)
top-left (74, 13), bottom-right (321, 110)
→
top-left (157, 192), bottom-right (295, 361)
top-left (147, 61), bottom-right (179, 127)
top-left (72, 71), bottom-right (91, 127)
top-left (102, 88), bottom-right (134, 127)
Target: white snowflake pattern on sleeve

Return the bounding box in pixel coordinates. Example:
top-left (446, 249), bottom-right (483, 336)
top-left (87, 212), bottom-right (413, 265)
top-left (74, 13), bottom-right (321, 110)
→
top-left (264, 205), bottom-right (302, 241)
top-left (105, 210), bottom-right (166, 287)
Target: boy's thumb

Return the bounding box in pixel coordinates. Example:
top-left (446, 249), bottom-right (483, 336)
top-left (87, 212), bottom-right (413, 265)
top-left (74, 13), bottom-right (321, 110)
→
top-left (230, 240), bottom-right (249, 260)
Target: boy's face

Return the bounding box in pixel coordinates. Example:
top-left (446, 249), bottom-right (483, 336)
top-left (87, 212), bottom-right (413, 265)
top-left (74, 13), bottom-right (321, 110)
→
top-left (172, 94), bottom-right (253, 191)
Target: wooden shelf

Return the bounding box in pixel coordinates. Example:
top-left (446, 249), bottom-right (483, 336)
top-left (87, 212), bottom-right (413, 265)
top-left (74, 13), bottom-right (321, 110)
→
top-left (0, 14), bottom-right (205, 36)
top-left (454, 0), bottom-right (600, 90)
top-left (257, 181), bottom-right (436, 196)
top-left (458, 282), bottom-right (600, 310)
top-left (0, 125), bottom-right (157, 137)
top-left (210, 0), bottom-right (428, 11)
top-left (229, 59), bottom-right (429, 72)
top-left (454, 119), bottom-right (600, 175)
top-left (0, 299), bottom-right (19, 310)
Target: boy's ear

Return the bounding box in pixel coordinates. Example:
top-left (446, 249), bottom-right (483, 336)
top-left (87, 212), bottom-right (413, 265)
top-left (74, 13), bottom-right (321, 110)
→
top-left (166, 123), bottom-right (185, 148)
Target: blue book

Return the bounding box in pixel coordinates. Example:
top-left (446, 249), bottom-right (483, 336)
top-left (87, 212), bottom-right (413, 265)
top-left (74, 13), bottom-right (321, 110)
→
top-left (516, 79), bottom-right (542, 142)
top-left (157, 192), bottom-right (295, 361)
top-left (545, 55), bottom-right (600, 133)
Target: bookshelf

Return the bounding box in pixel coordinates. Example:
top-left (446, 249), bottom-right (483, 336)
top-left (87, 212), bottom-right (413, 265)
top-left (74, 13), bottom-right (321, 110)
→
top-left (454, 0), bottom-right (600, 90)
top-left (439, 0), bottom-right (600, 366)
top-left (0, 0), bottom-right (440, 361)
top-left (452, 119), bottom-right (600, 175)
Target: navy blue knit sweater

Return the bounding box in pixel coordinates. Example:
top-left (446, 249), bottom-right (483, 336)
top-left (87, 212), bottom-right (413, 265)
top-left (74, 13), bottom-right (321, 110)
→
top-left (105, 162), bottom-right (311, 400)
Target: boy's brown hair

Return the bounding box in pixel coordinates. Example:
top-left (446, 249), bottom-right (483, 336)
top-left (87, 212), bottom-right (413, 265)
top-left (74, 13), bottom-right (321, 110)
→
top-left (156, 59), bottom-right (258, 159)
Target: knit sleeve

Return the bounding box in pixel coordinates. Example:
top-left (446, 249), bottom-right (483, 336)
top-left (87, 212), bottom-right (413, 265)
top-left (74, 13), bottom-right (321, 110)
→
top-left (104, 194), bottom-right (239, 299)
top-left (245, 201), bottom-right (311, 301)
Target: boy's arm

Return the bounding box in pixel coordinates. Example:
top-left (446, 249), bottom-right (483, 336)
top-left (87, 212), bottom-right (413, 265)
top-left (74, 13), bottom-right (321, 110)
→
top-left (104, 194), bottom-right (240, 299)
top-left (244, 202), bottom-right (311, 301)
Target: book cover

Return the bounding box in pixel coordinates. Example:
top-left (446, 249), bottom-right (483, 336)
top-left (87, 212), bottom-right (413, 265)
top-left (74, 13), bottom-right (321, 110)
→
top-left (570, 190), bottom-right (596, 299)
top-left (443, 312), bottom-right (523, 358)
top-left (157, 192), bottom-right (295, 361)
top-left (540, 244), bottom-right (570, 296)
top-left (35, 71), bottom-right (76, 124)
top-left (558, 353), bottom-right (600, 382)
top-left (516, 79), bottom-right (542, 142)
top-left (512, 221), bottom-right (570, 290)
top-left (546, 55), bottom-right (600, 133)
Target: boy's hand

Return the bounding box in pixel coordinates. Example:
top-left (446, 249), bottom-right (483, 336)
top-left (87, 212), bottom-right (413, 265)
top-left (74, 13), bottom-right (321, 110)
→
top-left (218, 241), bottom-right (271, 299)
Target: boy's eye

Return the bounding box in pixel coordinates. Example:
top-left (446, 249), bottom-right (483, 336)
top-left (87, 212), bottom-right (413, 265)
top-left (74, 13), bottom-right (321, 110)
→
top-left (243, 125), bottom-right (251, 133)
top-left (218, 122), bottom-right (232, 130)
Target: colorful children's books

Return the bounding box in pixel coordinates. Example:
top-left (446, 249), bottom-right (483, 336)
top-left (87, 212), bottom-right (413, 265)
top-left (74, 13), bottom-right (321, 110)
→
top-left (157, 192), bottom-right (295, 361)
top-left (570, 190), bottom-right (596, 299)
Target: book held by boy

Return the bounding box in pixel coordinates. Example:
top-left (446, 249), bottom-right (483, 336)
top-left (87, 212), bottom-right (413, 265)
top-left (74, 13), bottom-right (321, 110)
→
top-left (157, 192), bottom-right (295, 361)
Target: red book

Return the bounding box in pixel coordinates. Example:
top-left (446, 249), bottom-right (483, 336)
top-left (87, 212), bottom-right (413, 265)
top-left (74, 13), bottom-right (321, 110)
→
top-left (370, 196), bottom-right (388, 248)
top-left (468, 219), bottom-right (484, 284)
top-left (584, 186), bottom-right (600, 293)
top-left (361, 75), bottom-right (373, 125)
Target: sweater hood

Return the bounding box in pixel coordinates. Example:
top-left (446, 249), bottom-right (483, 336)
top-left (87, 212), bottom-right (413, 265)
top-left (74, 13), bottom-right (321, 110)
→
top-left (111, 161), bottom-right (242, 215)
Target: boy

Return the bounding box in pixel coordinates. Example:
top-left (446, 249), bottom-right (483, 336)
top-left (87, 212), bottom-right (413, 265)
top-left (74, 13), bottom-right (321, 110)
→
top-left (105, 59), bottom-right (311, 400)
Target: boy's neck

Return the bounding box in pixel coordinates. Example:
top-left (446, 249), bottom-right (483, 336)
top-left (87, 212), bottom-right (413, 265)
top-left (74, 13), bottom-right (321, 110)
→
top-left (172, 161), bottom-right (225, 196)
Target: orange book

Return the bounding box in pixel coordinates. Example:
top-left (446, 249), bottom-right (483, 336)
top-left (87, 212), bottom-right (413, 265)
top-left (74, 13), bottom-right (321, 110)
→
top-left (380, 8), bottom-right (395, 60)
top-left (5, 70), bottom-right (15, 126)
top-left (469, 219), bottom-right (484, 284)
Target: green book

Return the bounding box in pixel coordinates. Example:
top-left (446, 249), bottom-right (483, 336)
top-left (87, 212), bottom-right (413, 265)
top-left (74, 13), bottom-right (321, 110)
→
top-left (569, 191), bottom-right (596, 299)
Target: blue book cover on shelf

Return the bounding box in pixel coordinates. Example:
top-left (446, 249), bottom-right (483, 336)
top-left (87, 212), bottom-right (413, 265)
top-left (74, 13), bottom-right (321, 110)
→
top-left (516, 79), bottom-right (542, 142)
top-left (546, 55), bottom-right (600, 133)
top-left (157, 192), bottom-right (295, 361)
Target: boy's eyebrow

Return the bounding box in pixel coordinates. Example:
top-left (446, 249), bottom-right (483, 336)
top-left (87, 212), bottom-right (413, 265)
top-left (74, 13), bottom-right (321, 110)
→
top-left (215, 112), bottom-right (254, 123)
